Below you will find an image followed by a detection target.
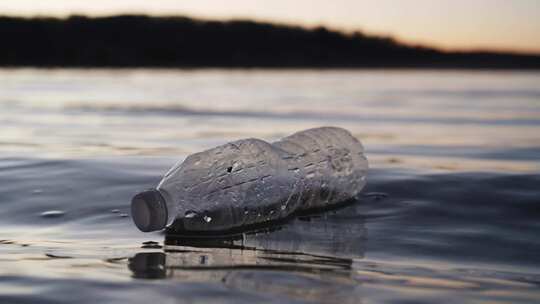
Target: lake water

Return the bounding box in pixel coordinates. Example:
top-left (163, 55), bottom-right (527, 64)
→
top-left (1, 69), bottom-right (539, 303)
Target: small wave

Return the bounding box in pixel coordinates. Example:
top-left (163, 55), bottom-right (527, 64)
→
top-left (62, 104), bottom-right (540, 126)
top-left (388, 88), bottom-right (540, 99)
top-left (369, 145), bottom-right (540, 161)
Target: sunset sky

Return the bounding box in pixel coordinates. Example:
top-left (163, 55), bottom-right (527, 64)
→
top-left (1, 0), bottom-right (539, 53)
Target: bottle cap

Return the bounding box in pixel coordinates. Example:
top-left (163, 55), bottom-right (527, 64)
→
top-left (131, 189), bottom-right (168, 232)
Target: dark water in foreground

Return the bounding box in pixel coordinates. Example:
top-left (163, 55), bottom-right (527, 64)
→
top-left (1, 158), bottom-right (539, 303)
top-left (1, 69), bottom-right (540, 303)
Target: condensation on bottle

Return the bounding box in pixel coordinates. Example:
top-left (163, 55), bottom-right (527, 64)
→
top-left (131, 127), bottom-right (368, 232)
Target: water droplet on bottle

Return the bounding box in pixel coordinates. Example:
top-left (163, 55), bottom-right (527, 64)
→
top-left (32, 189), bottom-right (43, 194)
top-left (185, 210), bottom-right (197, 218)
top-left (280, 204), bottom-right (286, 210)
top-left (203, 215), bottom-right (212, 222)
top-left (119, 213), bottom-right (129, 218)
top-left (111, 209), bottom-right (120, 213)
top-left (243, 207), bottom-right (249, 215)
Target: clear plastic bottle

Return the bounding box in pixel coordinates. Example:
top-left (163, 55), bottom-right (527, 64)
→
top-left (131, 127), bottom-right (368, 232)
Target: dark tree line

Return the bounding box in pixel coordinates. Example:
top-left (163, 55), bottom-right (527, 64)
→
top-left (0, 15), bottom-right (539, 68)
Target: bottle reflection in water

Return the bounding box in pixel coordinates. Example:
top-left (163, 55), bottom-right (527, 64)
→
top-left (129, 210), bottom-right (366, 302)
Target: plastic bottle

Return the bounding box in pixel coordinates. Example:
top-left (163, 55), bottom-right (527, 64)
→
top-left (131, 126), bottom-right (368, 232)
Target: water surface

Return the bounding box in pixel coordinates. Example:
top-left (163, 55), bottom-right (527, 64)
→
top-left (1, 69), bottom-right (539, 303)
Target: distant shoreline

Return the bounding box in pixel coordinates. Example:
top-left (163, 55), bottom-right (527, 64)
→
top-left (2, 66), bottom-right (540, 71)
top-left (2, 15), bottom-right (540, 69)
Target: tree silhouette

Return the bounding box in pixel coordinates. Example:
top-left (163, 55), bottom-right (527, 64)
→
top-left (0, 15), bottom-right (538, 68)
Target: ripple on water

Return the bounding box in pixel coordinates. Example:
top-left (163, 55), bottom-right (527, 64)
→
top-left (1, 157), bottom-right (540, 304)
top-left (40, 210), bottom-right (65, 218)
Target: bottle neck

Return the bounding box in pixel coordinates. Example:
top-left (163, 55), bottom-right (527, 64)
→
top-left (156, 188), bottom-right (177, 226)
